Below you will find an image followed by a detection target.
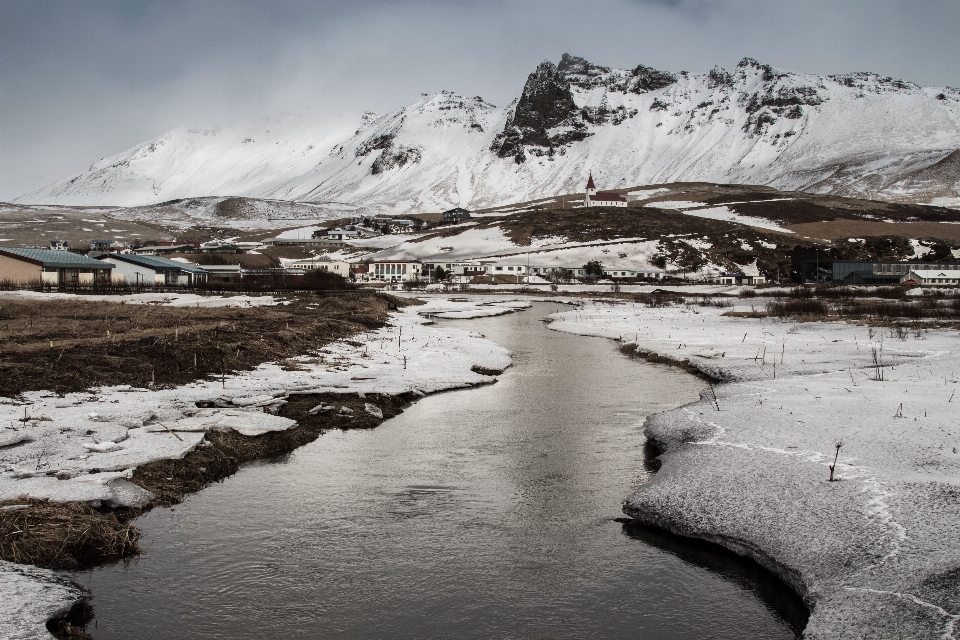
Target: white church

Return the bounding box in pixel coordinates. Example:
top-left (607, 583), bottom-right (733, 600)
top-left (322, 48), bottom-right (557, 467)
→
top-left (584, 173), bottom-right (627, 207)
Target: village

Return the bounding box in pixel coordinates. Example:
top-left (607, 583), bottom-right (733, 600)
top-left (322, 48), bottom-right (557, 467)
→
top-left (2, 174), bottom-right (959, 291)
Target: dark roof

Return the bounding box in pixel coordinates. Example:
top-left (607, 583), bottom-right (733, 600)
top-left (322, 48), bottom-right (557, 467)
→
top-left (443, 207), bottom-right (471, 215)
top-left (593, 191), bottom-right (626, 202)
top-left (99, 253), bottom-right (207, 274)
top-left (586, 173), bottom-right (596, 189)
top-left (0, 247), bottom-right (114, 269)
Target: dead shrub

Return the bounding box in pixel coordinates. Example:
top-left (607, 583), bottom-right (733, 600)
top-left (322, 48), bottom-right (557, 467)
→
top-left (766, 299), bottom-right (828, 318)
top-left (0, 500), bottom-right (139, 569)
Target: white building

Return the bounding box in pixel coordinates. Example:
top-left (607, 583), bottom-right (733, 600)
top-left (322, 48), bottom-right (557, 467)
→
top-left (584, 173), bottom-right (627, 208)
top-left (289, 256), bottom-right (350, 278)
top-left (97, 253), bottom-right (208, 286)
top-left (902, 270), bottom-right (960, 286)
top-left (371, 260), bottom-right (422, 282)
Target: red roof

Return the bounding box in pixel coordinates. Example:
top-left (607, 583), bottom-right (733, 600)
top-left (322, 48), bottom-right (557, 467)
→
top-left (586, 173), bottom-right (596, 190)
top-left (593, 191), bottom-right (626, 202)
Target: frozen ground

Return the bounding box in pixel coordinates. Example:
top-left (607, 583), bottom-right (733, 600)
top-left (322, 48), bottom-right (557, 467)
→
top-left (0, 295), bottom-right (522, 639)
top-left (547, 297), bottom-right (960, 639)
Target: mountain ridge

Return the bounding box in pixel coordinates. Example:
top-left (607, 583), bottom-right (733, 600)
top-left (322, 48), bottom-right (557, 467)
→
top-left (16, 55), bottom-right (960, 214)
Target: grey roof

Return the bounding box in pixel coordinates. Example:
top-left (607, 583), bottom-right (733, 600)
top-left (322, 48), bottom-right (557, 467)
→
top-left (100, 253), bottom-right (207, 274)
top-left (0, 247), bottom-right (114, 269)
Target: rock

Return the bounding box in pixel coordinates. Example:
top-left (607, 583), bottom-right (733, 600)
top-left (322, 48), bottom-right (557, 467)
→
top-left (307, 404), bottom-right (324, 415)
top-left (364, 403), bottom-right (383, 419)
top-left (0, 431), bottom-right (33, 448)
top-left (82, 441), bottom-right (123, 453)
top-left (339, 407), bottom-right (354, 415)
top-left (102, 479), bottom-right (156, 509)
top-left (89, 424), bottom-right (129, 443)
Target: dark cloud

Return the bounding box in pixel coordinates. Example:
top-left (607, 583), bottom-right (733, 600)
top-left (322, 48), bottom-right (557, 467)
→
top-left (2, 0), bottom-right (959, 199)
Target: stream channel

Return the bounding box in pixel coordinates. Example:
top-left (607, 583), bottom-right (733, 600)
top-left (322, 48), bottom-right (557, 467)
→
top-left (70, 302), bottom-right (806, 638)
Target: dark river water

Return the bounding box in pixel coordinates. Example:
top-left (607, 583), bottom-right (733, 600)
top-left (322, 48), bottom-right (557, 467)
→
top-left (71, 302), bottom-right (805, 639)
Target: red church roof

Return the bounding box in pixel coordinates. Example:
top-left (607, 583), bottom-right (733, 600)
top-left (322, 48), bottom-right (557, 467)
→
top-left (593, 191), bottom-right (626, 202)
top-left (586, 173), bottom-right (596, 190)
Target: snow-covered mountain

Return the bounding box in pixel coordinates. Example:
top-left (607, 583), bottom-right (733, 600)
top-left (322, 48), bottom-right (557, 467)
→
top-left (17, 55), bottom-right (960, 213)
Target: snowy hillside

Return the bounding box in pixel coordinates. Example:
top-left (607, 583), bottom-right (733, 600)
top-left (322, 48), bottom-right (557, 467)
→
top-left (17, 55), bottom-right (960, 214)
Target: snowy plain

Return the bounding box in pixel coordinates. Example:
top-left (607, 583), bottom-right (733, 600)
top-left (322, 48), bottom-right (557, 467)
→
top-left (547, 296), bottom-right (960, 639)
top-left (0, 294), bottom-right (526, 640)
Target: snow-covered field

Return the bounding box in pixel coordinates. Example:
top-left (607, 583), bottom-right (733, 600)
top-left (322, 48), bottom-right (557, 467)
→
top-left (0, 295), bottom-right (525, 640)
top-left (547, 297), bottom-right (960, 639)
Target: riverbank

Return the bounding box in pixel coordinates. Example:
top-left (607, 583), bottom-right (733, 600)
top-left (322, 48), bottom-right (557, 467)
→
top-left (547, 296), bottom-right (960, 639)
top-left (0, 294), bottom-right (525, 640)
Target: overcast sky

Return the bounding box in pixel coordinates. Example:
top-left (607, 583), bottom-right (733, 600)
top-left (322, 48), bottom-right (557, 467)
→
top-left (2, 0), bottom-right (959, 200)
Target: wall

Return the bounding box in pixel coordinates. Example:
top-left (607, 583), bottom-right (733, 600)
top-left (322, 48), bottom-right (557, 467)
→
top-left (0, 253), bottom-right (42, 283)
top-left (101, 259), bottom-right (157, 285)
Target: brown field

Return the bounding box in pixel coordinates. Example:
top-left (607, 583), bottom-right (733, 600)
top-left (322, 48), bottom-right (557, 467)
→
top-left (0, 293), bottom-right (413, 398)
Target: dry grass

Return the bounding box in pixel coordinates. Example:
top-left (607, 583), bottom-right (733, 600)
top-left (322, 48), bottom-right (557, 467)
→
top-left (0, 293), bottom-right (413, 397)
top-left (766, 297), bottom-right (960, 322)
top-left (0, 500), bottom-right (139, 570)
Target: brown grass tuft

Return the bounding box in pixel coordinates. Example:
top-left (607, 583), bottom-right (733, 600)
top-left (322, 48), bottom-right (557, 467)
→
top-left (0, 500), bottom-right (139, 570)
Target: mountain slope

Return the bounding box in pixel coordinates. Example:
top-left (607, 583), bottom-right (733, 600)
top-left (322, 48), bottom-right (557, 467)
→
top-left (16, 56), bottom-right (960, 214)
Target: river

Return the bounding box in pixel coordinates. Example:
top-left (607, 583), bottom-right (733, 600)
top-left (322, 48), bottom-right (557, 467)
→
top-left (71, 302), bottom-right (805, 639)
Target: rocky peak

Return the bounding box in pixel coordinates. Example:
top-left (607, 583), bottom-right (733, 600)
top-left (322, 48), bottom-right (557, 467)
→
top-left (627, 64), bottom-right (677, 93)
top-left (490, 60), bottom-right (584, 162)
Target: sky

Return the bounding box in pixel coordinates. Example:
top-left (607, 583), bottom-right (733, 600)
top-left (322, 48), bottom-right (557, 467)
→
top-left (2, 0), bottom-right (959, 200)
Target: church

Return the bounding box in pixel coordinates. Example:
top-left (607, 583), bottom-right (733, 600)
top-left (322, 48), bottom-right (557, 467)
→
top-left (583, 173), bottom-right (627, 208)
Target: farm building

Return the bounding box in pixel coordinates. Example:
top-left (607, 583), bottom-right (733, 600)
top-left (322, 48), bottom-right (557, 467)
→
top-left (715, 273), bottom-right (766, 285)
top-left (901, 270), bottom-right (960, 286)
top-left (0, 247), bottom-right (114, 285)
top-left (97, 253), bottom-right (208, 286)
top-left (442, 208), bottom-right (472, 223)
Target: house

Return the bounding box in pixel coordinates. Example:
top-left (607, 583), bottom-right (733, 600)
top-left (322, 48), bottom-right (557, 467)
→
top-left (442, 208), bottom-right (471, 223)
top-left (199, 241), bottom-right (237, 254)
top-left (715, 273), bottom-right (766, 285)
top-left (97, 253), bottom-right (208, 286)
top-left (583, 173), bottom-right (627, 208)
top-left (422, 261), bottom-right (485, 277)
top-left (350, 262), bottom-right (370, 281)
top-left (49, 240), bottom-right (70, 251)
top-left (901, 270), bottom-right (960, 286)
top-left (325, 228), bottom-right (361, 242)
top-left (201, 264), bottom-right (242, 282)
top-left (603, 269), bottom-right (664, 280)
top-left (0, 247), bottom-right (114, 285)
top-left (370, 260), bottom-right (422, 282)
top-left (289, 256), bottom-right (350, 278)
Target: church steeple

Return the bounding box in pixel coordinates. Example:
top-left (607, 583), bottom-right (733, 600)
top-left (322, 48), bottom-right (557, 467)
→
top-left (585, 171), bottom-right (597, 206)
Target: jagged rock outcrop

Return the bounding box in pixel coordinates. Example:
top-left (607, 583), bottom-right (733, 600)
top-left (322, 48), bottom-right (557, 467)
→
top-left (490, 60), bottom-right (586, 162)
